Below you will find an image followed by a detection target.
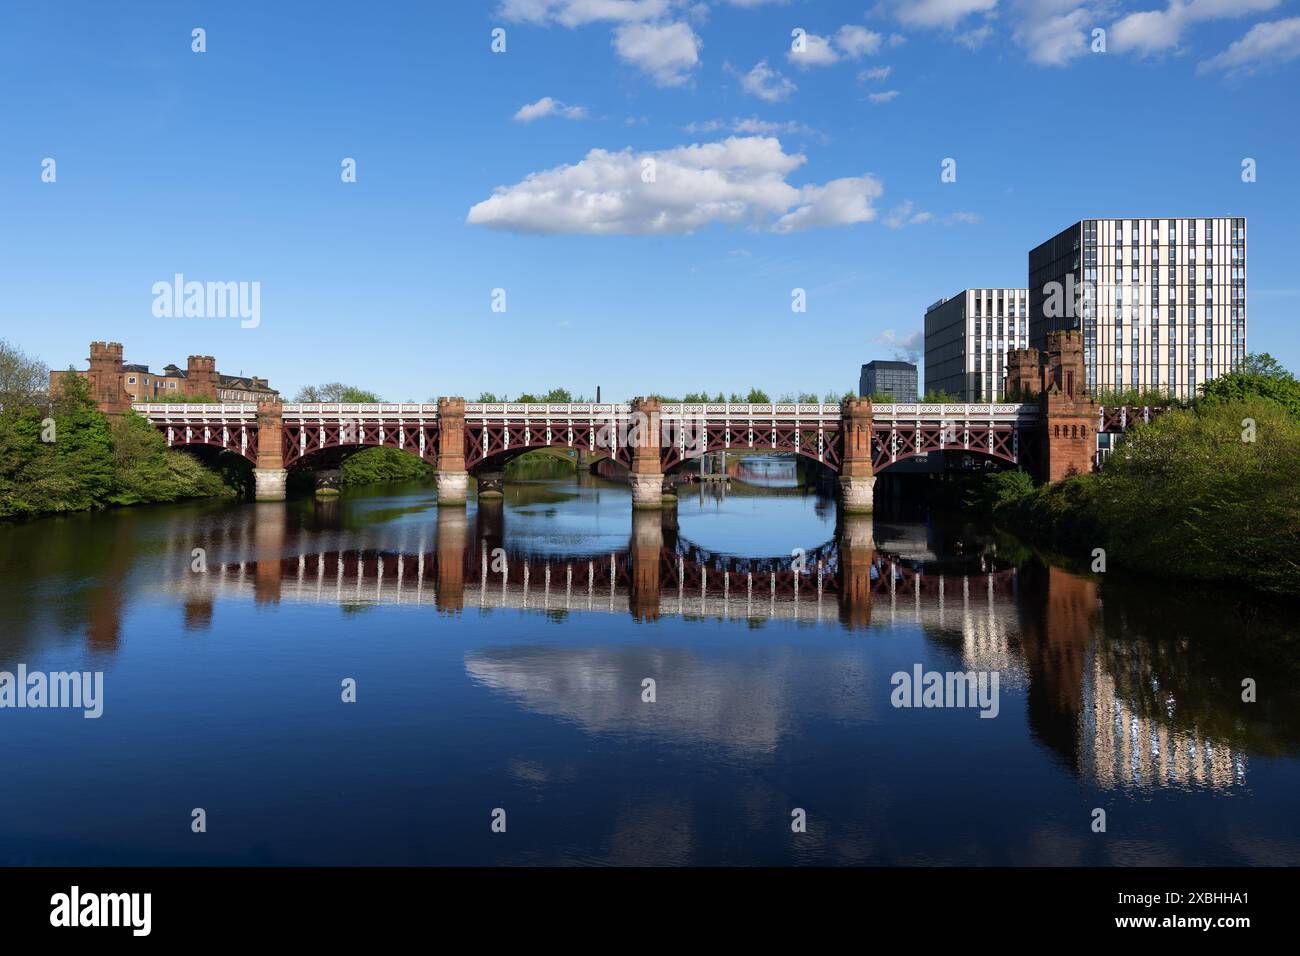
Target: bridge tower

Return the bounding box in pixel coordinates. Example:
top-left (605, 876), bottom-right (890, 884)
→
top-left (436, 397), bottom-right (469, 506)
top-left (186, 355), bottom-right (219, 401)
top-left (629, 396), bottom-right (664, 510)
top-left (253, 399), bottom-right (288, 500)
top-left (1006, 331), bottom-right (1098, 482)
top-left (838, 398), bottom-right (875, 513)
top-left (87, 341), bottom-right (127, 414)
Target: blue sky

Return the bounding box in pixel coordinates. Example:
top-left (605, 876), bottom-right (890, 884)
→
top-left (2, 0), bottom-right (1298, 401)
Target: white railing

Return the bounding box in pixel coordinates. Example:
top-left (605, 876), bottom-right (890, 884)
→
top-left (132, 403), bottom-right (257, 418)
top-left (135, 401), bottom-right (1041, 423)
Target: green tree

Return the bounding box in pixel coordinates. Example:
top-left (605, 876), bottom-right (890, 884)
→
top-left (1199, 352), bottom-right (1300, 420)
top-left (0, 339), bottom-right (48, 412)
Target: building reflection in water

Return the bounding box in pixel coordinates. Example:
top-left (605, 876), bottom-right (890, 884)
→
top-left (153, 497), bottom-right (1250, 791)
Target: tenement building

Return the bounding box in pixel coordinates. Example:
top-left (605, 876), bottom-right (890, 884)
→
top-left (859, 360), bottom-right (918, 402)
top-left (50, 341), bottom-right (278, 414)
top-left (923, 288), bottom-right (1030, 401)
top-left (1028, 217), bottom-right (1246, 399)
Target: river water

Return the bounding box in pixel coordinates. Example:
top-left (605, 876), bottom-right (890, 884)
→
top-left (1, 464), bottom-right (1297, 865)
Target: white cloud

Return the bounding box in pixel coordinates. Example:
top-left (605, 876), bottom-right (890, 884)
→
top-left (1198, 14), bottom-right (1300, 74)
top-left (733, 59), bottom-right (798, 100)
top-left (788, 25), bottom-right (884, 69)
top-left (497, 0), bottom-right (676, 26)
top-left (882, 199), bottom-right (931, 227)
top-left (859, 65), bottom-right (893, 80)
top-left (684, 116), bottom-right (819, 137)
top-left (789, 32), bottom-right (841, 68)
top-left (946, 211), bottom-right (980, 224)
top-left (873, 329), bottom-right (924, 363)
top-left (956, 24), bottom-right (994, 48)
top-left (892, 0), bottom-right (998, 29)
top-left (868, 89), bottom-right (901, 102)
top-left (1012, 3), bottom-right (1093, 67)
top-left (837, 25), bottom-right (886, 57)
top-left (613, 20), bottom-right (702, 85)
top-left (773, 175), bottom-right (885, 232)
top-left (513, 97), bottom-right (590, 122)
top-left (466, 136), bottom-right (884, 235)
top-left (1112, 0), bottom-right (1282, 56)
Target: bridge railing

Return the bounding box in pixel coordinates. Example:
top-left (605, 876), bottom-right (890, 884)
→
top-left (132, 403), bottom-right (258, 418)
top-left (873, 403), bottom-right (1039, 420)
top-left (282, 402), bottom-right (440, 417)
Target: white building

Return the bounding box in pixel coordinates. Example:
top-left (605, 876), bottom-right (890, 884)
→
top-left (1029, 218), bottom-right (1246, 399)
top-left (923, 288), bottom-right (1030, 401)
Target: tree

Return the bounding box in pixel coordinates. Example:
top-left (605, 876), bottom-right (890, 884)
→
top-left (1200, 352), bottom-right (1300, 421)
top-left (0, 339), bottom-right (49, 412)
top-left (294, 383), bottom-right (381, 403)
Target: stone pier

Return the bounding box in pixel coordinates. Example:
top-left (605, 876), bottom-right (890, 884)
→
top-left (436, 505), bottom-right (468, 611)
top-left (314, 468), bottom-right (341, 497)
top-left (476, 470), bottom-right (505, 499)
top-left (436, 397), bottom-right (469, 506)
top-left (253, 400), bottom-right (287, 501)
top-left (629, 508), bottom-right (663, 621)
top-left (838, 398), bottom-right (876, 514)
top-left (837, 513), bottom-right (875, 629)
top-left (629, 396), bottom-right (664, 510)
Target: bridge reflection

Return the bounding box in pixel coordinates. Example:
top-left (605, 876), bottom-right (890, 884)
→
top-left (144, 500), bottom-right (1263, 792)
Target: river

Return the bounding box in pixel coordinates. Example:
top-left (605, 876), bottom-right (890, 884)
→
top-left (1, 463), bottom-right (1297, 865)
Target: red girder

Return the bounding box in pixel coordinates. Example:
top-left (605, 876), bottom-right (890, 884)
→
top-left (872, 423), bottom-right (1021, 471)
top-left (145, 418), bottom-right (260, 463)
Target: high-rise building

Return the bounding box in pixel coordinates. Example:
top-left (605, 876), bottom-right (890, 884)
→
top-left (859, 360), bottom-right (917, 402)
top-left (1028, 217), bottom-right (1246, 399)
top-left (923, 288), bottom-right (1030, 401)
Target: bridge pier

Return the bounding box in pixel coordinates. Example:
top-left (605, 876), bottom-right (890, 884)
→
top-left (838, 512), bottom-right (876, 630)
top-left (254, 399), bottom-right (287, 502)
top-left (629, 396), bottom-right (664, 511)
top-left (436, 397), bottom-right (469, 507)
top-left (314, 468), bottom-right (342, 497)
top-left (838, 398), bottom-right (875, 514)
top-left (476, 470), bottom-right (505, 499)
top-left (629, 508), bottom-right (663, 622)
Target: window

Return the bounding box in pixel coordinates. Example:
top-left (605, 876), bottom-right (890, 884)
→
top-left (127, 376), bottom-right (136, 384)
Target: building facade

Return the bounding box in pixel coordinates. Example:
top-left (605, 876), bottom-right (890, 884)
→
top-left (923, 288), bottom-right (1030, 401)
top-left (859, 360), bottom-right (917, 402)
top-left (50, 342), bottom-right (278, 414)
top-left (1028, 217), bottom-right (1246, 399)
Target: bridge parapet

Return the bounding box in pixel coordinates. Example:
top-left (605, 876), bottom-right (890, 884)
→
top-left (873, 402), bottom-right (1039, 421)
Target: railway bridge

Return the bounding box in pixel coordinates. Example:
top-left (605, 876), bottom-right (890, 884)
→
top-left (131, 332), bottom-right (1162, 512)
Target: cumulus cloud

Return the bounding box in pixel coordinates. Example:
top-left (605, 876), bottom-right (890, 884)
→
top-left (513, 97), bottom-right (590, 122)
top-left (613, 20), bottom-right (702, 85)
top-left (892, 0), bottom-right (998, 29)
top-left (1112, 0), bottom-right (1283, 56)
top-left (1198, 14), bottom-right (1300, 74)
top-left (859, 65), bottom-right (893, 80)
top-left (873, 328), bottom-right (924, 363)
top-left (685, 116), bottom-right (820, 137)
top-left (868, 89), bottom-right (901, 102)
top-left (882, 199), bottom-right (931, 227)
top-left (466, 136), bottom-right (884, 235)
top-left (732, 59), bottom-right (798, 100)
top-left (788, 24), bottom-right (885, 69)
top-left (497, 0), bottom-right (676, 26)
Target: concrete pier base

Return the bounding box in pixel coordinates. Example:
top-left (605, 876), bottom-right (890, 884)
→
top-left (314, 469), bottom-right (341, 497)
top-left (437, 470), bottom-right (469, 506)
top-left (476, 470), bottom-right (505, 499)
top-left (253, 468), bottom-right (287, 502)
top-left (630, 473), bottom-right (664, 510)
top-left (838, 474), bottom-right (876, 514)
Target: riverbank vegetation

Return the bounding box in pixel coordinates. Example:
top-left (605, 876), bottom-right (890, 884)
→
top-left (0, 356), bottom-right (235, 520)
top-left (990, 356), bottom-right (1300, 596)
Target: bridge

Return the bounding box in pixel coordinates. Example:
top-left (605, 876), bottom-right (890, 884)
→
top-left (129, 332), bottom-right (1165, 509)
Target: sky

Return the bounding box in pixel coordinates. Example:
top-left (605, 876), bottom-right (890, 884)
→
top-left (2, 0), bottom-right (1298, 402)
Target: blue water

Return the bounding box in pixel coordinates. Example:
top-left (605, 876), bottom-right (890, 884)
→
top-left (1, 477), bottom-right (1297, 865)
